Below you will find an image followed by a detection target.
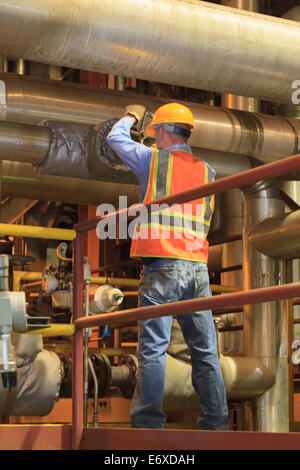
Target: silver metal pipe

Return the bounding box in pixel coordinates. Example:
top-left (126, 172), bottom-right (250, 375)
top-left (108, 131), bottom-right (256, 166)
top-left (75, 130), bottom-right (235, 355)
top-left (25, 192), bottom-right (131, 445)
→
top-left (88, 357), bottom-right (99, 428)
top-left (1, 74), bottom-right (300, 163)
top-left (0, 117), bottom-right (254, 180)
top-left (283, 5), bottom-right (300, 22)
top-left (279, 6), bottom-right (300, 120)
top-left (221, 0), bottom-right (261, 114)
top-left (163, 352), bottom-right (275, 412)
top-left (1, 161), bottom-right (140, 206)
top-left (0, 121), bottom-right (49, 165)
top-left (16, 59), bottom-right (25, 76)
top-left (249, 209), bottom-right (300, 259)
top-left (83, 257), bottom-right (91, 428)
top-left (0, 57), bottom-right (7, 73)
top-left (0, 1), bottom-right (299, 103)
top-left (242, 182), bottom-right (289, 432)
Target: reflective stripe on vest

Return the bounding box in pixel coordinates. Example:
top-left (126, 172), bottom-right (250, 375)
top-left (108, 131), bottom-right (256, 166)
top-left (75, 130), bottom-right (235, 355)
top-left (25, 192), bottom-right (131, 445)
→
top-left (130, 148), bottom-right (215, 262)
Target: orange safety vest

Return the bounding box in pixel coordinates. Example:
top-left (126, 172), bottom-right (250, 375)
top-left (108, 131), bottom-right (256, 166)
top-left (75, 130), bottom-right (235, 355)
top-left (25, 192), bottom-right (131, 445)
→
top-left (130, 148), bottom-right (215, 263)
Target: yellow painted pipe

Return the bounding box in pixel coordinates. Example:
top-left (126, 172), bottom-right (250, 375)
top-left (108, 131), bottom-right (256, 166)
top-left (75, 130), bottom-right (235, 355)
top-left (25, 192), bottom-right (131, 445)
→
top-left (13, 271), bottom-right (42, 291)
top-left (90, 276), bottom-right (140, 288)
top-left (17, 323), bottom-right (75, 336)
top-left (0, 223), bottom-right (76, 241)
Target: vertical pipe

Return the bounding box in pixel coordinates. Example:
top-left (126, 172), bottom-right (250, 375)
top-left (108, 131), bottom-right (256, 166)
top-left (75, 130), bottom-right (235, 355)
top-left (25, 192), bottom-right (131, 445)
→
top-left (83, 257), bottom-right (91, 427)
top-left (219, 189), bottom-right (243, 354)
top-left (221, 1), bottom-right (260, 113)
top-left (0, 56), bottom-right (7, 73)
top-left (242, 181), bottom-right (288, 431)
top-left (16, 59), bottom-right (25, 75)
top-left (72, 232), bottom-right (84, 450)
top-left (220, 0), bottom-right (260, 356)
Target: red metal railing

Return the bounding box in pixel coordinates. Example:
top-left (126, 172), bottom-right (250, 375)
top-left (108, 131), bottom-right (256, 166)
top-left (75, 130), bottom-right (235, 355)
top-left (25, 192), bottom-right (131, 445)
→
top-left (71, 152), bottom-right (300, 449)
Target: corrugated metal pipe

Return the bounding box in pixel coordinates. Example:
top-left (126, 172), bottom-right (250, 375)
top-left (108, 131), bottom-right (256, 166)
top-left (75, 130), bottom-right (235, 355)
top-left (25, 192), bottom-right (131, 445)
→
top-left (0, 1), bottom-right (299, 103)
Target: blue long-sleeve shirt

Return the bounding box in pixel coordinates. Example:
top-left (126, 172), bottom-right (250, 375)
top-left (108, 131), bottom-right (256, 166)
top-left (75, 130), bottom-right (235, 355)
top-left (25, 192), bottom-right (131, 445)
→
top-left (107, 117), bottom-right (195, 201)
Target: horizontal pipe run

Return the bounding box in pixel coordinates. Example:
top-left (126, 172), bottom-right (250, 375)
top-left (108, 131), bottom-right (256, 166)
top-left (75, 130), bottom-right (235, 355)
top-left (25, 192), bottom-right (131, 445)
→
top-left (2, 161), bottom-right (140, 207)
top-left (75, 153), bottom-right (300, 233)
top-left (90, 276), bottom-right (139, 288)
top-left (1, 74), bottom-right (300, 163)
top-left (75, 282), bottom-right (300, 329)
top-left (249, 209), bottom-right (300, 259)
top-left (0, 223), bottom-right (76, 241)
top-left (17, 323), bottom-right (75, 336)
top-left (0, 1), bottom-right (300, 103)
top-left (0, 120), bottom-right (49, 165)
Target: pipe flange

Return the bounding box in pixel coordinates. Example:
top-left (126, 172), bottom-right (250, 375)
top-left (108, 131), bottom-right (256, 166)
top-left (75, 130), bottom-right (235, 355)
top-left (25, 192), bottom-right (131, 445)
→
top-left (90, 353), bottom-right (112, 397)
top-left (119, 354), bottom-right (138, 398)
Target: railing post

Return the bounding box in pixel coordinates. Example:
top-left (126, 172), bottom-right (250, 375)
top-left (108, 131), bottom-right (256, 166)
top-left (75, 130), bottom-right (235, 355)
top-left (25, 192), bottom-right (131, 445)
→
top-left (72, 231), bottom-right (84, 450)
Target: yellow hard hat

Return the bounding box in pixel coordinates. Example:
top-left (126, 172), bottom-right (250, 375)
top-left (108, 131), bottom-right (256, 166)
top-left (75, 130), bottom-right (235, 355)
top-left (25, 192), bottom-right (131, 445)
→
top-left (146, 103), bottom-right (195, 137)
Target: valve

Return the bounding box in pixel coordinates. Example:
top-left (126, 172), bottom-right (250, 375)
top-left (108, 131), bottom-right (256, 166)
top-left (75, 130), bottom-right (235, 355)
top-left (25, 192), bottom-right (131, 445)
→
top-left (89, 285), bottom-right (124, 314)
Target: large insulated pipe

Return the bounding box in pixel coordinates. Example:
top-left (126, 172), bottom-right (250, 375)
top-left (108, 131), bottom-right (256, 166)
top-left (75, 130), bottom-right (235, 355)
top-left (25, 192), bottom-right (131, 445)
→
top-left (1, 161), bottom-right (140, 206)
top-left (0, 1), bottom-right (299, 103)
top-left (0, 119), bottom-right (253, 179)
top-left (221, 0), bottom-right (261, 114)
top-left (279, 6), bottom-right (300, 119)
top-left (163, 353), bottom-right (275, 411)
top-left (1, 74), bottom-right (300, 163)
top-left (242, 181), bottom-right (289, 432)
top-left (248, 209), bottom-right (300, 260)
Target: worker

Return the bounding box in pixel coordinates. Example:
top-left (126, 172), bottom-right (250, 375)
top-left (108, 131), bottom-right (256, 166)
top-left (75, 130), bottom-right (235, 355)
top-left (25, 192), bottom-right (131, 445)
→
top-left (107, 103), bottom-right (228, 430)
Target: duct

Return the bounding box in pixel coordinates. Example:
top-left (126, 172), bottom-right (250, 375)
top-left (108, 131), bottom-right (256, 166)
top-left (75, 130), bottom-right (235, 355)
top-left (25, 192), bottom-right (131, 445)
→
top-left (0, 120), bottom-right (257, 197)
top-left (221, 0), bottom-right (261, 115)
top-left (163, 353), bottom-right (275, 412)
top-left (0, 116), bottom-right (254, 183)
top-left (242, 181), bottom-right (289, 432)
top-left (0, 1), bottom-right (299, 103)
top-left (1, 161), bottom-right (140, 207)
top-left (162, 319), bottom-right (274, 411)
top-left (248, 209), bottom-right (300, 259)
top-left (1, 73), bottom-right (300, 164)
top-left (278, 6), bottom-right (300, 120)
top-left (0, 334), bottom-right (62, 416)
top-left (219, 0), bottom-right (258, 356)
top-left (1, 118), bottom-right (300, 198)
top-left (0, 121), bottom-right (49, 166)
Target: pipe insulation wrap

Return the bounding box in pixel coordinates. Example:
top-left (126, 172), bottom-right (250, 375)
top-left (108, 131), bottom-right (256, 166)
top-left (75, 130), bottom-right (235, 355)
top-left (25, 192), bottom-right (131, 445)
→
top-left (37, 119), bottom-right (138, 184)
top-left (0, 348), bottom-right (62, 416)
top-left (0, 1), bottom-right (299, 102)
top-left (12, 333), bottom-right (43, 368)
top-left (163, 320), bottom-right (275, 411)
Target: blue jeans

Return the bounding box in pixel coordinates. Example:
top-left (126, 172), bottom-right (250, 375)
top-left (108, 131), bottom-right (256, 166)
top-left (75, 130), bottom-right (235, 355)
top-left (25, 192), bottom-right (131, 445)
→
top-left (130, 258), bottom-right (228, 430)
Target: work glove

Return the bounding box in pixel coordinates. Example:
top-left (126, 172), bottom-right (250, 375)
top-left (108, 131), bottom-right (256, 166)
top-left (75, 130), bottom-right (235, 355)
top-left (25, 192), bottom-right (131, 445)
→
top-left (125, 104), bottom-right (146, 127)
